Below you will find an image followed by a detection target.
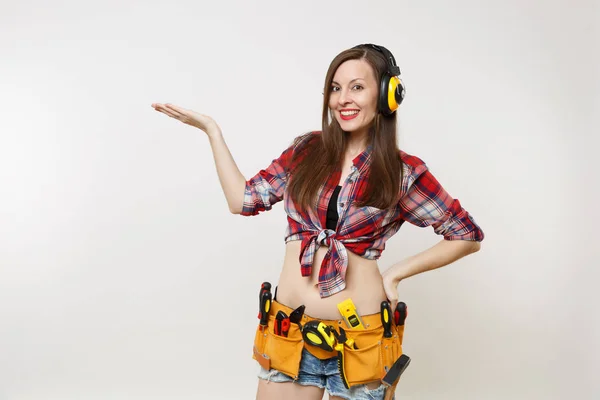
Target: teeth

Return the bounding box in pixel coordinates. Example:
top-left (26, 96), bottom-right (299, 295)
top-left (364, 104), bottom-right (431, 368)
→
top-left (341, 110), bottom-right (359, 116)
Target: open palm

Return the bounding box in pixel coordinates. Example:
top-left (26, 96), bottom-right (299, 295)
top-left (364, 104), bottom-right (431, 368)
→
top-left (151, 103), bottom-right (220, 136)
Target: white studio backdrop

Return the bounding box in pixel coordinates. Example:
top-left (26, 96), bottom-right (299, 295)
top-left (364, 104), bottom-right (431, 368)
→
top-left (0, 0), bottom-right (598, 399)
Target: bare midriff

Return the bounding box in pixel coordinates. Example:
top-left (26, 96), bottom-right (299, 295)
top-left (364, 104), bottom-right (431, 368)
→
top-left (275, 239), bottom-right (387, 320)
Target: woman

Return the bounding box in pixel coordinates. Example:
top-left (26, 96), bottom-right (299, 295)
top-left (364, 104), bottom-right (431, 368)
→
top-left (152, 44), bottom-right (484, 400)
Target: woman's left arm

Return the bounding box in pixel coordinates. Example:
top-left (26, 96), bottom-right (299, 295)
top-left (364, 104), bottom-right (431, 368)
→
top-left (382, 156), bottom-right (485, 308)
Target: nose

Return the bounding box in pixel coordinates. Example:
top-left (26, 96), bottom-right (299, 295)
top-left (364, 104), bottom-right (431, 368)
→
top-left (337, 88), bottom-right (351, 106)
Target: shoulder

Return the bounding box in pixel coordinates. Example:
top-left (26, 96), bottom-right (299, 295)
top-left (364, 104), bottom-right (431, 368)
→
top-left (292, 130), bottom-right (321, 148)
top-left (399, 149), bottom-right (428, 176)
top-left (288, 130), bottom-right (321, 158)
top-left (276, 131), bottom-right (321, 170)
top-left (397, 149), bottom-right (431, 197)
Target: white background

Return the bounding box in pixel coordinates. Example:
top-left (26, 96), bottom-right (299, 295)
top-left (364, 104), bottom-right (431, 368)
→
top-left (1, 0), bottom-right (598, 399)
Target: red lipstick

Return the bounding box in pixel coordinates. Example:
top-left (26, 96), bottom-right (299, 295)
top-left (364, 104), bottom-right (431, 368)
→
top-left (340, 110), bottom-right (360, 121)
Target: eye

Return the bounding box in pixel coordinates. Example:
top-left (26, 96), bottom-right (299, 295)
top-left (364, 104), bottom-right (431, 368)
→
top-left (352, 84), bottom-right (363, 90)
top-left (331, 86), bottom-right (340, 92)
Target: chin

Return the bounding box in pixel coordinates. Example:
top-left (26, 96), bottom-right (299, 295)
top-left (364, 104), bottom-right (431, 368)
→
top-left (337, 120), bottom-right (360, 130)
top-left (340, 124), bottom-right (364, 133)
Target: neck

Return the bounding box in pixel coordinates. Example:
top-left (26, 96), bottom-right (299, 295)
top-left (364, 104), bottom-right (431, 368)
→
top-left (346, 129), bottom-right (369, 155)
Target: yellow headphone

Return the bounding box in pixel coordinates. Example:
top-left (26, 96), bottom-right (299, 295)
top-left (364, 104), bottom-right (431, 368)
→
top-left (352, 43), bottom-right (405, 115)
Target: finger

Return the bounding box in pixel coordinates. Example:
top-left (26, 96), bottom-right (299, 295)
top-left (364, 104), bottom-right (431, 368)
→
top-left (156, 107), bottom-right (179, 119)
top-left (165, 103), bottom-right (187, 116)
top-left (165, 103), bottom-right (210, 122)
top-left (154, 104), bottom-right (180, 119)
top-left (164, 104), bottom-right (184, 116)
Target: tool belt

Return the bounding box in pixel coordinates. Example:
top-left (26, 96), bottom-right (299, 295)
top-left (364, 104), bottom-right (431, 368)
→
top-left (252, 299), bottom-right (406, 388)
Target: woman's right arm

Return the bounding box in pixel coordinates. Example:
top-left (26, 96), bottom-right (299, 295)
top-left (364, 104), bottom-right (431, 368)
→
top-left (152, 102), bottom-right (305, 215)
top-left (151, 103), bottom-right (245, 213)
top-left (206, 131), bottom-right (247, 214)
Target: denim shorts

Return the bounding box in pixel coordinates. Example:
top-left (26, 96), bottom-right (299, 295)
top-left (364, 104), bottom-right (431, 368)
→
top-left (257, 347), bottom-right (392, 400)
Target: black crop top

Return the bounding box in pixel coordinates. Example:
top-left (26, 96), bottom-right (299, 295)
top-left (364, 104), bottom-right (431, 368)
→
top-left (326, 185), bottom-right (342, 230)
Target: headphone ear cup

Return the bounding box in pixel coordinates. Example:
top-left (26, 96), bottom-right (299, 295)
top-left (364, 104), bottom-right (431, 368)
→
top-left (392, 76), bottom-right (405, 106)
top-left (383, 75), bottom-right (402, 115)
top-left (379, 74), bottom-right (392, 115)
top-left (387, 77), bottom-right (400, 114)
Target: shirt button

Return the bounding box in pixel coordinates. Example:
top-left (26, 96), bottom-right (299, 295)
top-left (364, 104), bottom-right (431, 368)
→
top-left (340, 203), bottom-right (345, 207)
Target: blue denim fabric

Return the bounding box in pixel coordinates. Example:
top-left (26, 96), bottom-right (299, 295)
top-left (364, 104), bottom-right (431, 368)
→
top-left (257, 347), bottom-right (391, 400)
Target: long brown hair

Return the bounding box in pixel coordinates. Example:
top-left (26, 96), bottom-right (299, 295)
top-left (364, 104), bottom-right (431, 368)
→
top-left (287, 46), bottom-right (403, 211)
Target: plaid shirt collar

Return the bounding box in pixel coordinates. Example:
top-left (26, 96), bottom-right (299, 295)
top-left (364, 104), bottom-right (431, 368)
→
top-left (350, 143), bottom-right (373, 173)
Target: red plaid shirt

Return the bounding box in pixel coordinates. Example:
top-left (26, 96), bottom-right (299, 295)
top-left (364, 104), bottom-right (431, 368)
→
top-left (241, 131), bottom-right (484, 298)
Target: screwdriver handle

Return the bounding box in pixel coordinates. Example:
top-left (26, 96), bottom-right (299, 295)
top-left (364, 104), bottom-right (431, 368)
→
top-left (381, 301), bottom-right (393, 338)
top-left (394, 302), bottom-right (407, 326)
top-left (259, 282), bottom-right (271, 304)
top-left (258, 282), bottom-right (272, 323)
top-left (259, 290), bottom-right (272, 326)
top-left (261, 282), bottom-right (272, 292)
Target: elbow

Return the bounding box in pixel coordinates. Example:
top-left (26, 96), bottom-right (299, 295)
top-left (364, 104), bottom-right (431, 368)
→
top-left (447, 238), bottom-right (481, 254)
top-left (468, 240), bottom-right (482, 254)
top-left (229, 205), bottom-right (243, 215)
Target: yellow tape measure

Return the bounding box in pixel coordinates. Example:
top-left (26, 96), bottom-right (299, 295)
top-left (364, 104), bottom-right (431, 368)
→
top-left (302, 321), bottom-right (336, 351)
top-left (337, 298), bottom-right (365, 330)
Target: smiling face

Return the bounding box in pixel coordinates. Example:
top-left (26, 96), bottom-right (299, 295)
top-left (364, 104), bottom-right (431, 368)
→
top-left (328, 58), bottom-right (379, 136)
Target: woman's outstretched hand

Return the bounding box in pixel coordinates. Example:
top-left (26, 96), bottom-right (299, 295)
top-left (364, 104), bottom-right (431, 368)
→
top-left (151, 103), bottom-right (221, 137)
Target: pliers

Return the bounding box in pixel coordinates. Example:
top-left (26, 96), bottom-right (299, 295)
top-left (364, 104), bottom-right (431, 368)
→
top-left (332, 327), bottom-right (357, 389)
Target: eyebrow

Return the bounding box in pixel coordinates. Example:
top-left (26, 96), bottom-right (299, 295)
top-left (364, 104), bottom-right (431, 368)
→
top-left (331, 78), bottom-right (365, 85)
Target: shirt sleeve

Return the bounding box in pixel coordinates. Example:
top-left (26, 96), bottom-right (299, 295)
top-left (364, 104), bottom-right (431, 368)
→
top-left (240, 146), bottom-right (292, 216)
top-left (239, 143), bottom-right (296, 216)
top-left (398, 163), bottom-right (485, 241)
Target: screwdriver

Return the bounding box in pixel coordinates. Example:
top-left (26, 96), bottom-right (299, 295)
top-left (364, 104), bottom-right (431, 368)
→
top-left (394, 302), bottom-right (407, 326)
top-left (380, 301), bottom-right (393, 338)
top-left (258, 282), bottom-right (271, 322)
top-left (259, 282), bottom-right (271, 307)
top-left (259, 289), bottom-right (272, 326)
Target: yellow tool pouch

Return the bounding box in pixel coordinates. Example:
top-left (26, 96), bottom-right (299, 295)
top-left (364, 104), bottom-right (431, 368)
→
top-left (336, 322), bottom-right (404, 386)
top-left (252, 312), bottom-right (304, 379)
top-left (252, 300), bottom-right (406, 387)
